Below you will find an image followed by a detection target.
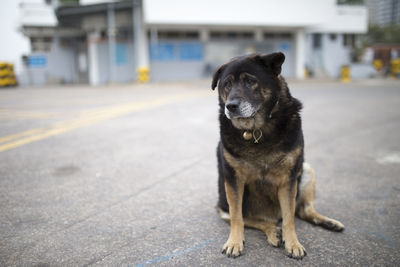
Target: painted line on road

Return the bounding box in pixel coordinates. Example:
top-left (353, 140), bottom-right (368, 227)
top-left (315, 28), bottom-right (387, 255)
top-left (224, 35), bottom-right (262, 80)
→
top-left (0, 91), bottom-right (210, 152)
top-left (0, 127), bottom-right (46, 144)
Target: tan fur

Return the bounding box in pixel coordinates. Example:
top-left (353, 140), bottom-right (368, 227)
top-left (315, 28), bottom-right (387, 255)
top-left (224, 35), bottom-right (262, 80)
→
top-left (218, 207), bottom-right (281, 247)
top-left (296, 164), bottom-right (345, 231)
top-left (222, 181), bottom-right (245, 257)
top-left (220, 160), bottom-right (344, 258)
top-left (217, 54), bottom-right (344, 259)
top-left (231, 112), bottom-right (266, 130)
top-left (239, 72), bottom-right (259, 90)
top-left (278, 179), bottom-right (306, 258)
top-left (222, 146), bottom-right (302, 186)
top-left (245, 219), bottom-right (282, 247)
top-left (261, 87), bottom-right (272, 99)
top-left (222, 146), bottom-right (308, 258)
top-left (219, 74), bottom-right (234, 103)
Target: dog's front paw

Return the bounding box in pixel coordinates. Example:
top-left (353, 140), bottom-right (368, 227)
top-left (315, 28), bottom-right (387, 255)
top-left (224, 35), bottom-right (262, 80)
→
top-left (221, 238), bottom-right (244, 258)
top-left (285, 240), bottom-right (306, 260)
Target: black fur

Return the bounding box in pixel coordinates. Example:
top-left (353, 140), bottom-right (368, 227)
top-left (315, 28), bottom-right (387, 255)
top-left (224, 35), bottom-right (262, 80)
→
top-left (214, 52), bottom-right (305, 215)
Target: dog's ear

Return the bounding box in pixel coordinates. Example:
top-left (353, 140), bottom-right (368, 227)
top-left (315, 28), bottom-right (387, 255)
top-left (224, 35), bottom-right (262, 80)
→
top-left (258, 52), bottom-right (285, 76)
top-left (211, 65), bottom-right (225, 90)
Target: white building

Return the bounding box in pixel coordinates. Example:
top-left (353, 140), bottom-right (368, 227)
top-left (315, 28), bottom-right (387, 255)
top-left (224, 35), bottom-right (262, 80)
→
top-left (19, 0), bottom-right (368, 85)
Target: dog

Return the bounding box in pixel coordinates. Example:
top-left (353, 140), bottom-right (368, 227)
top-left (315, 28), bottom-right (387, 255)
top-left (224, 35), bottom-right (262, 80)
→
top-left (212, 52), bottom-right (344, 259)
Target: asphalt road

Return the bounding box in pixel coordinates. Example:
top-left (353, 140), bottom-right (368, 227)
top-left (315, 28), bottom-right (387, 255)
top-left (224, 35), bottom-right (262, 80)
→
top-left (0, 79), bottom-right (399, 266)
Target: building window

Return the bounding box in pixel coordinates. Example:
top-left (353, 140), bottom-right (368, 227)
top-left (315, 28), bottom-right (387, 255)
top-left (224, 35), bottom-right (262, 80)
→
top-left (343, 34), bottom-right (355, 47)
top-left (116, 28), bottom-right (131, 41)
top-left (264, 32), bottom-right (293, 40)
top-left (329, 34), bottom-right (337, 41)
top-left (264, 32), bottom-right (292, 39)
top-left (157, 31), bottom-right (199, 40)
top-left (31, 37), bottom-right (53, 52)
top-left (210, 31), bottom-right (254, 40)
top-left (312, 33), bottom-right (322, 49)
top-left (100, 30), bottom-right (107, 40)
top-left (149, 42), bottom-right (204, 62)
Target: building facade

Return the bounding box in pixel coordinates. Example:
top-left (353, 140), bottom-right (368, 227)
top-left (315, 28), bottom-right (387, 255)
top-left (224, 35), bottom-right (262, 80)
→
top-left (19, 0), bottom-right (368, 85)
top-left (366, 0), bottom-right (400, 26)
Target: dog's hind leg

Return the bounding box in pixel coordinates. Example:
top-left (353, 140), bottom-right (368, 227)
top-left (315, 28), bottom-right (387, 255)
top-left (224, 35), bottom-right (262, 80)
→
top-left (218, 208), bottom-right (281, 248)
top-left (296, 163), bottom-right (344, 232)
top-left (244, 218), bottom-right (282, 247)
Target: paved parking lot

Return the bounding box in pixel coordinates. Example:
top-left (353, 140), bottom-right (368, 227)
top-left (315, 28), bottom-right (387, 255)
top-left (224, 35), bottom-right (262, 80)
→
top-left (0, 79), bottom-right (399, 266)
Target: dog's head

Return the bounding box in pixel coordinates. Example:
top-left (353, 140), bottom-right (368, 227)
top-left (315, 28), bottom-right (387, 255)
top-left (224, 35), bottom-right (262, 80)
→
top-left (211, 52), bottom-right (285, 129)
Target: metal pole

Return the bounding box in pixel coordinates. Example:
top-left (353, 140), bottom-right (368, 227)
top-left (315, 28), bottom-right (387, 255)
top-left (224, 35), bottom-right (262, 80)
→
top-left (295, 29), bottom-right (306, 79)
top-left (133, 0), bottom-right (149, 82)
top-left (107, 3), bottom-right (116, 83)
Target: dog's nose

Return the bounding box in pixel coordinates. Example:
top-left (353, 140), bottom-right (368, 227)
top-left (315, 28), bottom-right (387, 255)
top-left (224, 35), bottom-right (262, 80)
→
top-left (226, 99), bottom-right (240, 113)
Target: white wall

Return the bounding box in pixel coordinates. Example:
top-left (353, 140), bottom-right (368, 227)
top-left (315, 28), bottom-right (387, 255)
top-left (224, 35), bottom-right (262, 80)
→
top-left (305, 33), bottom-right (351, 78)
top-left (0, 0), bottom-right (32, 74)
top-left (144, 0), bottom-right (333, 27)
top-left (144, 0), bottom-right (367, 34)
top-left (322, 34), bottom-right (350, 77)
top-left (19, 2), bottom-right (57, 27)
top-left (19, 37), bottom-right (76, 86)
top-left (309, 5), bottom-right (368, 33)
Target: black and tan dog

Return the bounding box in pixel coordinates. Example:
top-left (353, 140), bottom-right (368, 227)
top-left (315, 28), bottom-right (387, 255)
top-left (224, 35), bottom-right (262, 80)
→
top-left (212, 52), bottom-right (344, 259)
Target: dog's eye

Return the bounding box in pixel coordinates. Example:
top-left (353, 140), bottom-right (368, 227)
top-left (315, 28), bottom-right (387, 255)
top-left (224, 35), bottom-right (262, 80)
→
top-left (224, 80), bottom-right (232, 91)
top-left (244, 77), bottom-right (257, 88)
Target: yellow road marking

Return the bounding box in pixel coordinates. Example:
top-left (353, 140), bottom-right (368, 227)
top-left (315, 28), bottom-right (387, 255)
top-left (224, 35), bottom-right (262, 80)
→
top-left (0, 128), bottom-right (46, 144)
top-left (0, 91), bottom-right (209, 152)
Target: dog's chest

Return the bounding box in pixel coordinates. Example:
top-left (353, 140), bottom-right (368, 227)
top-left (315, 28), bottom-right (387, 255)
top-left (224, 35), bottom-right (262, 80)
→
top-left (223, 146), bottom-right (288, 185)
top-left (241, 158), bottom-right (278, 185)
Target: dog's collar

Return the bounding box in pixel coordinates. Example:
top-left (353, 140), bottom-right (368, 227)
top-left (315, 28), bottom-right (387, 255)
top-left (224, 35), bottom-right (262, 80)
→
top-left (243, 129), bottom-right (262, 143)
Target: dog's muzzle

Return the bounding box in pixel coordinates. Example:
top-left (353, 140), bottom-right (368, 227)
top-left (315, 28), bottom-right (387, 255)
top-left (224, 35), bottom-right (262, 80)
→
top-left (225, 99), bottom-right (257, 119)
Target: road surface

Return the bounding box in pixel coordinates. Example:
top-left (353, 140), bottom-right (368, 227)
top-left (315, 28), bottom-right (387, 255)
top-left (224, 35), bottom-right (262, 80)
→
top-left (0, 79), bottom-right (399, 266)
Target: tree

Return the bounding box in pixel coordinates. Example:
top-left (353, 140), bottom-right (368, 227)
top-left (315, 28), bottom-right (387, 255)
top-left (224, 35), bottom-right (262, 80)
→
top-left (337, 0), bottom-right (364, 5)
top-left (366, 24), bottom-right (400, 45)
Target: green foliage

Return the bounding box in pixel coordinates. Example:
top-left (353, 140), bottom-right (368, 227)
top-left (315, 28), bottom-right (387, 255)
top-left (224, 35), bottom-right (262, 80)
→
top-left (337, 0), bottom-right (364, 5)
top-left (59, 0), bottom-right (80, 5)
top-left (366, 24), bottom-right (400, 45)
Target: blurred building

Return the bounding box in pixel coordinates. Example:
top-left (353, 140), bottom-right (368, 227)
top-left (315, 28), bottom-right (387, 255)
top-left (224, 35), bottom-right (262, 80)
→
top-left (18, 0), bottom-right (368, 85)
top-left (366, 0), bottom-right (400, 25)
top-left (364, 0), bottom-right (400, 76)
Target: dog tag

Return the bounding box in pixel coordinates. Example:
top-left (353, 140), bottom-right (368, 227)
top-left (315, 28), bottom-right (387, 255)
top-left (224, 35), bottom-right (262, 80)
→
top-left (243, 131), bottom-right (253, 140)
top-left (253, 129), bottom-right (262, 143)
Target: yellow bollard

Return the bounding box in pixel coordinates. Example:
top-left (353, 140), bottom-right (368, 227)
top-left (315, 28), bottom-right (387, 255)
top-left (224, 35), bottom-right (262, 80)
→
top-left (340, 65), bottom-right (351, 83)
top-left (390, 59), bottom-right (400, 79)
top-left (373, 59), bottom-right (383, 72)
top-left (137, 67), bottom-right (150, 83)
top-left (304, 67), bottom-right (309, 79)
